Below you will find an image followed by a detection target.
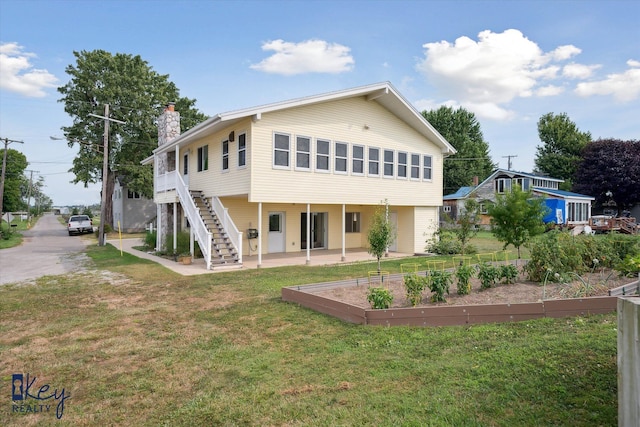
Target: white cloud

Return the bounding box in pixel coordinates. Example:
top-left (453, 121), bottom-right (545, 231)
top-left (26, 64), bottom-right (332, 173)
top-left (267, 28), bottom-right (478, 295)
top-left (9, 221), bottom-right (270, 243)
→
top-left (0, 42), bottom-right (58, 97)
top-left (563, 63), bottom-right (601, 79)
top-left (250, 39), bottom-right (354, 75)
top-left (413, 98), bottom-right (514, 121)
top-left (416, 29), bottom-right (589, 121)
top-left (536, 85), bottom-right (565, 97)
top-left (546, 45), bottom-right (581, 61)
top-left (575, 60), bottom-right (640, 102)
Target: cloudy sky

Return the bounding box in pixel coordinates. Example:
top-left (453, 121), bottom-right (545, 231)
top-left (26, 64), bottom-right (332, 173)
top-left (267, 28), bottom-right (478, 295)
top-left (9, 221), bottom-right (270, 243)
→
top-left (1, 0), bottom-right (638, 206)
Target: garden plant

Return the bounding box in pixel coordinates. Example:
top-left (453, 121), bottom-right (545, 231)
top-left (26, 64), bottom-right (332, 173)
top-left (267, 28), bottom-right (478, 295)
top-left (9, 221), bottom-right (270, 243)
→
top-left (403, 273), bottom-right (428, 306)
top-left (428, 269), bottom-right (452, 302)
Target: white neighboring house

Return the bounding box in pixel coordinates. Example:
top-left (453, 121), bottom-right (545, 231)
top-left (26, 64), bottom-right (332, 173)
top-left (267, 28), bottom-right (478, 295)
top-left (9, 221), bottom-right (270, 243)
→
top-left (143, 82), bottom-right (456, 269)
top-left (112, 177), bottom-right (156, 232)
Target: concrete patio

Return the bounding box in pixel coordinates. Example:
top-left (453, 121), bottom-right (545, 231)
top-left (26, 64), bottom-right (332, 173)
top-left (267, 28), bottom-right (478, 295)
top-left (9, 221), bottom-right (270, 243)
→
top-left (109, 238), bottom-right (414, 276)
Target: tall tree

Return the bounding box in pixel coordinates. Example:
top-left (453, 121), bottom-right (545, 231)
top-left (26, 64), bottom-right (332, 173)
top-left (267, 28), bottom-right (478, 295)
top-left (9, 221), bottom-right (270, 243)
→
top-left (488, 186), bottom-right (547, 259)
top-left (421, 106), bottom-right (494, 195)
top-left (0, 149), bottom-right (28, 213)
top-left (574, 139), bottom-right (640, 214)
top-left (57, 50), bottom-right (208, 226)
top-left (534, 112), bottom-right (591, 190)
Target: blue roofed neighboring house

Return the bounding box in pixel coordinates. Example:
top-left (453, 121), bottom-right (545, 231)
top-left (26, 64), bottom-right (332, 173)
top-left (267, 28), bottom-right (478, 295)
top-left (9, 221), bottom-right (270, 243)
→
top-left (442, 168), bottom-right (595, 229)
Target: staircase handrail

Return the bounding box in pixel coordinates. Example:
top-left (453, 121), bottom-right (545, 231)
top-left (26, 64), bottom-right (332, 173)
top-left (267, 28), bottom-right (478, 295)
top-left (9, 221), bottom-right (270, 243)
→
top-left (175, 174), bottom-right (212, 269)
top-left (212, 196), bottom-right (243, 264)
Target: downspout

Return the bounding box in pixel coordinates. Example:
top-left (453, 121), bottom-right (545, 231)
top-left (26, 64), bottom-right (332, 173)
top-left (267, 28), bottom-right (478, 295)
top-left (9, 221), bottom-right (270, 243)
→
top-left (306, 204), bottom-right (311, 265)
top-left (258, 202), bottom-right (262, 268)
top-left (341, 204), bottom-right (346, 261)
top-left (173, 202), bottom-right (177, 255)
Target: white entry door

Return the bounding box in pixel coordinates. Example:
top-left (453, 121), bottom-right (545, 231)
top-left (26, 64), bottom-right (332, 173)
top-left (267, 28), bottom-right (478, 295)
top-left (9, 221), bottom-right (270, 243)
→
top-left (388, 211), bottom-right (398, 252)
top-left (268, 212), bottom-right (286, 253)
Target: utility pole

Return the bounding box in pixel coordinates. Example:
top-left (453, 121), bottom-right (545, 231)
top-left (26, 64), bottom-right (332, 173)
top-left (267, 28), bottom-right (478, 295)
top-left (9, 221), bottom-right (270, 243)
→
top-left (0, 137), bottom-right (25, 219)
top-left (89, 105), bottom-right (125, 246)
top-left (25, 169), bottom-right (39, 225)
top-left (502, 155), bottom-right (518, 171)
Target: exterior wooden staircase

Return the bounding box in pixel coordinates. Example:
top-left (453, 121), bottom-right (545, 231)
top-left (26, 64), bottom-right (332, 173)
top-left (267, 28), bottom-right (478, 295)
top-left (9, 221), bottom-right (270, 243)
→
top-left (190, 190), bottom-right (240, 265)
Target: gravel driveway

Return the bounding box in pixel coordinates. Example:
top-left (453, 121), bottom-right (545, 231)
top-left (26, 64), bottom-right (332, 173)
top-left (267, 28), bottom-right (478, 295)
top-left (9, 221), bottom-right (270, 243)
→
top-left (0, 212), bottom-right (92, 285)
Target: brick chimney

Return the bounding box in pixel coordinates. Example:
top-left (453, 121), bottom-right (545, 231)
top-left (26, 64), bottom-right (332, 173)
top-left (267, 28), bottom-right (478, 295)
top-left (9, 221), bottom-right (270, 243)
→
top-left (473, 176), bottom-right (479, 186)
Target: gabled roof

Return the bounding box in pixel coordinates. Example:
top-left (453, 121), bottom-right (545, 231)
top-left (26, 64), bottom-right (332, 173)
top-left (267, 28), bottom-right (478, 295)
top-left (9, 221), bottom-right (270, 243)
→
top-left (443, 186), bottom-right (475, 200)
top-left (483, 168), bottom-right (564, 184)
top-left (444, 168), bottom-right (593, 201)
top-left (151, 82), bottom-right (456, 156)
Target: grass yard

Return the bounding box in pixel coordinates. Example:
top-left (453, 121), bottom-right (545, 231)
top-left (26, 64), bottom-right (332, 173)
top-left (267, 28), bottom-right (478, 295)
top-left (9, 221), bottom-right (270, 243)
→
top-left (0, 243), bottom-right (617, 426)
top-left (0, 219), bottom-right (30, 249)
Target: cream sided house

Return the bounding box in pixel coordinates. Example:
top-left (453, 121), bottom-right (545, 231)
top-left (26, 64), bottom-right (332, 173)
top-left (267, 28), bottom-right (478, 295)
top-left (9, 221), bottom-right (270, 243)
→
top-left (143, 82), bottom-right (456, 269)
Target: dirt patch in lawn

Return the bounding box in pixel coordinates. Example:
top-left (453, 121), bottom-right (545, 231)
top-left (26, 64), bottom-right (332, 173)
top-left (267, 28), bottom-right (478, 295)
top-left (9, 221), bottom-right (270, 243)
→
top-left (314, 269), bottom-right (632, 309)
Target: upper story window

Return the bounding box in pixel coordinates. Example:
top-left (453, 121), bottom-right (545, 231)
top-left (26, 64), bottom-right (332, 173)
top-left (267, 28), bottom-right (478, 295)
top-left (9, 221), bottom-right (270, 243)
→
top-left (296, 136), bottom-right (311, 170)
top-left (316, 139), bottom-right (330, 172)
top-left (127, 190), bottom-right (141, 199)
top-left (197, 145), bottom-right (209, 172)
top-left (273, 133), bottom-right (290, 168)
top-left (397, 151), bottom-right (407, 179)
top-left (410, 153), bottom-right (420, 179)
top-left (222, 140), bottom-right (229, 171)
top-left (368, 147), bottom-right (380, 176)
top-left (423, 155), bottom-right (432, 180)
top-left (335, 142), bottom-right (348, 174)
top-left (533, 178), bottom-right (558, 189)
top-left (495, 177), bottom-right (511, 193)
top-left (512, 177), bottom-right (529, 190)
top-left (383, 149), bottom-right (394, 178)
top-left (238, 133), bottom-right (246, 167)
top-left (352, 145), bottom-right (364, 175)
top-left (183, 154), bottom-right (188, 175)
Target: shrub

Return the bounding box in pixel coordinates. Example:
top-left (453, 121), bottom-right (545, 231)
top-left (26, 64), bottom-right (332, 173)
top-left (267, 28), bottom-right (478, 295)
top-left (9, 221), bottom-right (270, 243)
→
top-left (525, 231), bottom-right (640, 282)
top-left (477, 262), bottom-right (499, 290)
top-left (403, 273), bottom-right (428, 306)
top-left (499, 264), bottom-right (519, 284)
top-left (367, 287), bottom-right (393, 309)
top-left (616, 254), bottom-right (640, 278)
top-left (143, 231), bottom-right (157, 251)
top-left (428, 270), bottom-right (452, 302)
top-left (94, 222), bottom-right (112, 239)
top-left (455, 264), bottom-right (475, 295)
top-left (426, 229), bottom-right (462, 255)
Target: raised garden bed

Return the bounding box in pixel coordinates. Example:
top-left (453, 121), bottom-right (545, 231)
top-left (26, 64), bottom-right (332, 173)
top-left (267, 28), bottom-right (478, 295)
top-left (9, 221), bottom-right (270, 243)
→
top-left (282, 269), bottom-right (638, 327)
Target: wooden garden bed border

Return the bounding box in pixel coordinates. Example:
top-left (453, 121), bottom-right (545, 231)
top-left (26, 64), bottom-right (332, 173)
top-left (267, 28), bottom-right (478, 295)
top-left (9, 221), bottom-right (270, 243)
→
top-left (282, 277), bottom-right (636, 327)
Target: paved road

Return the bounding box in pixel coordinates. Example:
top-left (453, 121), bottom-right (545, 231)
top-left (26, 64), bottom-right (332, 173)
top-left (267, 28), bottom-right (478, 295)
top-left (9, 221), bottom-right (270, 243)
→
top-left (0, 213), bottom-right (91, 285)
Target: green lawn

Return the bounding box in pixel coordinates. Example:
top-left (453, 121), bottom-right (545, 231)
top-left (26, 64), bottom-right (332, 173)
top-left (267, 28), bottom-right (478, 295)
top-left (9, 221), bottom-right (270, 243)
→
top-left (0, 242), bottom-right (617, 426)
top-left (0, 219), bottom-right (30, 249)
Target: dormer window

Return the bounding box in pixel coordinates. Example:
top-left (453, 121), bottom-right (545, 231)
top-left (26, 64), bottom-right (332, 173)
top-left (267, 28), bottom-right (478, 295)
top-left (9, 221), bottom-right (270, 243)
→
top-left (495, 178), bottom-right (511, 193)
